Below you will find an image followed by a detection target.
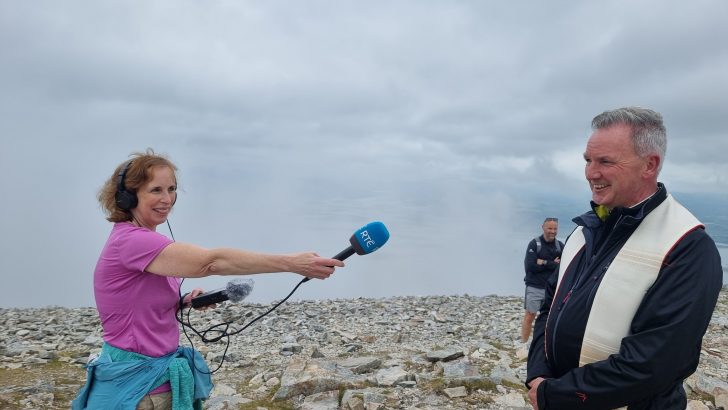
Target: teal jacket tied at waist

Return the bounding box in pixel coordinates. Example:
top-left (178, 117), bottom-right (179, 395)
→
top-left (72, 343), bottom-right (213, 410)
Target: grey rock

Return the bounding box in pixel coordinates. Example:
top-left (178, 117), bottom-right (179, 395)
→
top-left (273, 358), bottom-right (366, 400)
top-left (490, 364), bottom-right (522, 386)
top-left (425, 348), bottom-right (465, 363)
top-left (443, 386), bottom-right (467, 398)
top-left (338, 356), bottom-right (382, 374)
top-left (686, 400), bottom-right (710, 410)
top-left (492, 391), bottom-right (529, 409)
top-left (686, 370), bottom-right (728, 397)
top-left (374, 366), bottom-right (408, 387)
top-left (438, 358), bottom-right (484, 385)
top-left (341, 388), bottom-right (397, 409)
top-left (205, 396), bottom-right (252, 410)
top-left (715, 391), bottom-right (728, 410)
top-left (298, 390), bottom-right (339, 410)
top-left (280, 343), bottom-right (303, 354)
top-left (311, 346), bottom-right (326, 358)
top-left (0, 289), bottom-right (725, 409)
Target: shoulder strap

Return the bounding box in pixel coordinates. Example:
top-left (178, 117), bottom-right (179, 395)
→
top-left (536, 236), bottom-right (561, 254)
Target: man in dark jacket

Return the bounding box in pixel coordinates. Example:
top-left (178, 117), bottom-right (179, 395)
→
top-left (521, 218), bottom-right (564, 344)
top-left (526, 107), bottom-right (722, 409)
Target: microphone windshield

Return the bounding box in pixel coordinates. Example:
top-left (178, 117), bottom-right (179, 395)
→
top-left (226, 278), bottom-right (254, 303)
top-left (350, 221), bottom-right (390, 255)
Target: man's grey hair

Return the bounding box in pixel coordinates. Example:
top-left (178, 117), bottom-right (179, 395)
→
top-left (591, 106), bottom-right (667, 173)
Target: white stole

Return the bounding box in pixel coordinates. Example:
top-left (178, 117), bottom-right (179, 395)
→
top-left (554, 194), bottom-right (702, 367)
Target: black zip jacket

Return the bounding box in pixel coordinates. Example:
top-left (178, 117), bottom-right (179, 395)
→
top-left (527, 184), bottom-right (722, 409)
top-left (524, 235), bottom-right (564, 289)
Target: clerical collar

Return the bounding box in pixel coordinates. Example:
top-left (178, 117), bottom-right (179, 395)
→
top-left (626, 188), bottom-right (659, 209)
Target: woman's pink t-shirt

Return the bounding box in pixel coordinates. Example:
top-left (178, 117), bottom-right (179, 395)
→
top-left (94, 222), bottom-right (180, 357)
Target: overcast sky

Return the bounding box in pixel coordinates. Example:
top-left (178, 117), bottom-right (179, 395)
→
top-left (1, 1), bottom-right (727, 308)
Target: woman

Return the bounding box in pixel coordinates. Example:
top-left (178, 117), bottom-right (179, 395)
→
top-left (73, 149), bottom-right (344, 410)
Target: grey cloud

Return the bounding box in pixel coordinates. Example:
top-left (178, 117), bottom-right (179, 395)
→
top-left (1, 1), bottom-right (726, 308)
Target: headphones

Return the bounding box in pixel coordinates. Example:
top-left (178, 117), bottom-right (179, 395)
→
top-left (115, 160), bottom-right (138, 211)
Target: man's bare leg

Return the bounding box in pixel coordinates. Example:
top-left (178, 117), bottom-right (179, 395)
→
top-left (521, 311), bottom-right (537, 343)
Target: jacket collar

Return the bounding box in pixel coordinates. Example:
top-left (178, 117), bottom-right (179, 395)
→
top-left (573, 183), bottom-right (667, 229)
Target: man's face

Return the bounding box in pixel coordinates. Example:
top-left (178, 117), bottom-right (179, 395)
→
top-left (583, 124), bottom-right (658, 210)
top-left (542, 221), bottom-right (558, 242)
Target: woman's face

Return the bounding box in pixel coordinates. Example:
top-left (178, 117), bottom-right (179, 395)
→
top-left (131, 165), bottom-right (177, 230)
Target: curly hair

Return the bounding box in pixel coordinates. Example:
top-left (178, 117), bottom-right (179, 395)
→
top-left (98, 148), bottom-right (178, 222)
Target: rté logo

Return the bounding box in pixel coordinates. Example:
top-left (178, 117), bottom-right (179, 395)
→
top-left (358, 230), bottom-right (379, 251)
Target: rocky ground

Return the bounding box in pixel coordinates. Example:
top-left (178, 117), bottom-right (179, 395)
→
top-left (1, 288), bottom-right (726, 410)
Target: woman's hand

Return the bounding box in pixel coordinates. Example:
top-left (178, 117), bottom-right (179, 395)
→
top-left (288, 252), bottom-right (345, 279)
top-left (183, 288), bottom-right (216, 310)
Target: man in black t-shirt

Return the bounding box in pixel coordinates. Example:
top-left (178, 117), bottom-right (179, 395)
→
top-left (521, 217), bottom-right (563, 344)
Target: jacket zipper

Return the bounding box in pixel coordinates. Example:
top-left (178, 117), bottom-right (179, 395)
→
top-left (586, 264), bottom-right (610, 303)
top-left (549, 287), bottom-right (573, 365)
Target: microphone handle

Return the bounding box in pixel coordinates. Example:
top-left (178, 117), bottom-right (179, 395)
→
top-left (332, 246), bottom-right (356, 261)
top-left (191, 289), bottom-right (228, 308)
top-left (302, 245), bottom-right (355, 283)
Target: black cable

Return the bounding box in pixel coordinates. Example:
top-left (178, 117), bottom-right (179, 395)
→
top-left (168, 218), bottom-right (310, 373)
top-left (166, 219), bottom-right (175, 240)
top-left (175, 276), bottom-right (308, 373)
top-left (164, 218), bottom-right (223, 373)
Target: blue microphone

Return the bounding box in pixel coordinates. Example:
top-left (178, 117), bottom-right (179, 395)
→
top-left (338, 221), bottom-right (390, 259)
top-left (304, 221), bottom-right (390, 282)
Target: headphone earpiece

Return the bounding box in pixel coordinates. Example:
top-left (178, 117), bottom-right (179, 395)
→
top-left (115, 160), bottom-right (138, 211)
